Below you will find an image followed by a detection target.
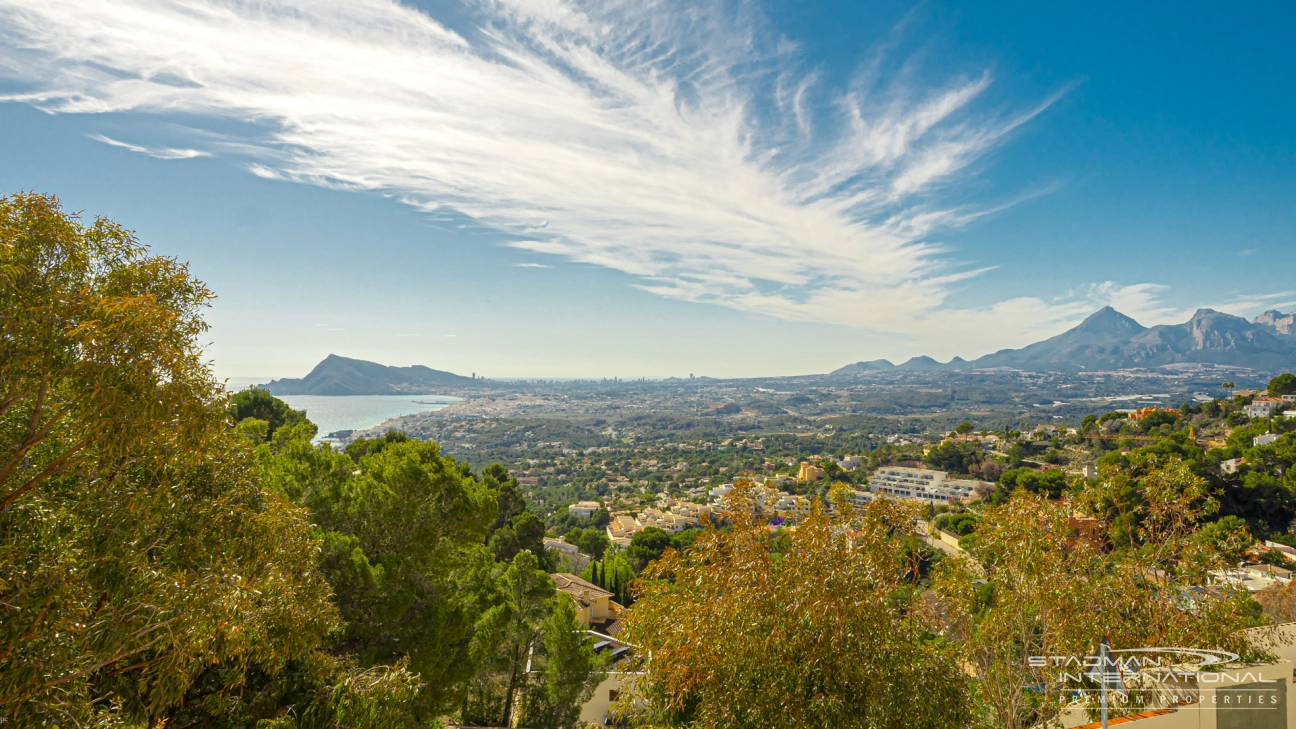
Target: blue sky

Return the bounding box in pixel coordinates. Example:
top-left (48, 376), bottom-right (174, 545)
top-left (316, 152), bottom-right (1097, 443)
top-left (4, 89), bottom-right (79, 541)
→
top-left (1, 0), bottom-right (1293, 382)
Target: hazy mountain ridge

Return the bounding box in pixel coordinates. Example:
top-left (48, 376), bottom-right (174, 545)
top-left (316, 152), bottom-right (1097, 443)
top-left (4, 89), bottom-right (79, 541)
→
top-left (833, 306), bottom-right (1296, 375)
top-left (263, 354), bottom-right (484, 396)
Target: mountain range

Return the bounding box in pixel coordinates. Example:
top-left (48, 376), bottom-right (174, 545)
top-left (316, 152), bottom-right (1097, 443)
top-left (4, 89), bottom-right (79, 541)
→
top-left (262, 354), bottom-right (484, 396)
top-left (832, 307), bottom-right (1296, 375)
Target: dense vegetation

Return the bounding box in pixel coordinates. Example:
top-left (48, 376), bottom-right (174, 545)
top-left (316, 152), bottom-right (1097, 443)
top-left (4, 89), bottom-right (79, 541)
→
top-left (0, 194), bottom-right (601, 728)
top-left (5, 192), bottom-right (1294, 729)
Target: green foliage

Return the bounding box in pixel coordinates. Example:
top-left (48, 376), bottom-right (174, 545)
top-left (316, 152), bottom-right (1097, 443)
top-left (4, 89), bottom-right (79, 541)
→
top-left (520, 596), bottom-right (607, 729)
top-left (297, 436), bottom-right (498, 716)
top-left (1270, 373), bottom-right (1296, 396)
top-left (484, 462), bottom-right (528, 534)
top-left (991, 467), bottom-right (1069, 503)
top-left (1195, 515), bottom-right (1254, 563)
top-left (565, 526), bottom-right (611, 560)
top-left (344, 429), bottom-right (410, 462)
top-left (491, 511), bottom-right (551, 566)
top-left (229, 386), bottom-right (307, 436)
top-left (954, 421), bottom-right (975, 435)
top-left (934, 512), bottom-right (978, 537)
top-left (0, 193), bottom-right (353, 727)
top-left (627, 526), bottom-right (673, 571)
top-left (463, 552), bottom-right (604, 728)
top-left (620, 488), bottom-right (970, 728)
top-left (924, 440), bottom-right (983, 475)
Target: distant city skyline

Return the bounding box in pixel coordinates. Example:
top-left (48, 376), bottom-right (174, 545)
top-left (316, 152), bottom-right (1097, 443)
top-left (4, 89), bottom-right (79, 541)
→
top-left (2, 0), bottom-right (1293, 380)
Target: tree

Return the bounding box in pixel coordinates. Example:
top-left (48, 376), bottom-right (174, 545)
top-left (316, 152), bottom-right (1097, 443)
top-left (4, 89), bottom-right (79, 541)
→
top-left (299, 436), bottom-right (499, 717)
top-left (229, 386), bottom-right (306, 436)
top-left (567, 526), bottom-right (610, 560)
top-left (491, 511), bottom-right (550, 565)
top-left (1195, 514), bottom-right (1253, 564)
top-left (626, 526), bottom-right (673, 571)
top-left (994, 467), bottom-right (1069, 502)
top-left (618, 485), bottom-right (970, 728)
top-left (954, 421), bottom-right (975, 435)
top-left (936, 456), bottom-right (1271, 728)
top-left (519, 596), bottom-right (606, 729)
top-left (1270, 373), bottom-right (1296, 396)
top-left (484, 463), bottom-right (528, 535)
top-left (926, 441), bottom-right (982, 474)
top-left (0, 193), bottom-right (367, 726)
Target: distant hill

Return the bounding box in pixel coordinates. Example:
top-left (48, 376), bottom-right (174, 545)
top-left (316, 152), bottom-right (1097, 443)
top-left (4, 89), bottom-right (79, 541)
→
top-left (263, 354), bottom-right (484, 396)
top-left (832, 306), bottom-right (1296, 375)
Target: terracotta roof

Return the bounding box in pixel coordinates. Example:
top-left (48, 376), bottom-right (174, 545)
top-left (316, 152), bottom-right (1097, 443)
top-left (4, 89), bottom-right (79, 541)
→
top-left (551, 573), bottom-right (613, 607)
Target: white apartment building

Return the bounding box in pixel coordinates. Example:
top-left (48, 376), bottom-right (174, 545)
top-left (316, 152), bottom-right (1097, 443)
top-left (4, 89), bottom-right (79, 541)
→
top-left (1248, 398), bottom-right (1284, 418)
top-left (568, 500), bottom-right (603, 519)
top-left (604, 499), bottom-right (713, 546)
top-left (868, 466), bottom-right (989, 503)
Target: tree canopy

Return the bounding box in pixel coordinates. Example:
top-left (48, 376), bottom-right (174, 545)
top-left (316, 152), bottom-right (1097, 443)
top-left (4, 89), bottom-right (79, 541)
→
top-left (1270, 372), bottom-right (1296, 396)
top-left (2, 193), bottom-right (603, 729)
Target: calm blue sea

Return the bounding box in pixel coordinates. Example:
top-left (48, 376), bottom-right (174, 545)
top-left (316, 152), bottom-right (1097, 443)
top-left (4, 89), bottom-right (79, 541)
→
top-left (277, 395), bottom-right (459, 439)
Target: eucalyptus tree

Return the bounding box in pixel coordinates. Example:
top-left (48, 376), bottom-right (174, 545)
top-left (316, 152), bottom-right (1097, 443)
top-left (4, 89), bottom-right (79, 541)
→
top-left (0, 193), bottom-right (373, 726)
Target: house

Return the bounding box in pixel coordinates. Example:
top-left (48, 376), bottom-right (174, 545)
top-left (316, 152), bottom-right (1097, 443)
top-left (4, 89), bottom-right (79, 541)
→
top-left (1128, 407), bottom-right (1179, 421)
top-left (797, 462), bottom-right (825, 482)
top-left (1264, 540), bottom-right (1296, 562)
top-left (552, 573), bottom-right (622, 632)
top-left (1255, 433), bottom-right (1280, 447)
top-left (606, 514), bottom-right (639, 546)
top-left (544, 536), bottom-right (581, 557)
top-left (544, 536), bottom-right (590, 573)
top-left (1248, 398), bottom-right (1284, 418)
top-left (568, 500), bottom-right (603, 519)
top-left (1066, 516), bottom-right (1103, 547)
top-left (1221, 457), bottom-right (1245, 474)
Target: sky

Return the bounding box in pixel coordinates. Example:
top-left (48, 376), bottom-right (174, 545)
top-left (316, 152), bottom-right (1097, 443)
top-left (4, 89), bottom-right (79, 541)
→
top-left (1, 0), bottom-right (1293, 383)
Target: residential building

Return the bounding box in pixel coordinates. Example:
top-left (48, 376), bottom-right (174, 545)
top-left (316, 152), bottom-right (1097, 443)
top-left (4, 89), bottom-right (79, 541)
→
top-left (1264, 540), bottom-right (1296, 563)
top-left (544, 536), bottom-right (590, 574)
top-left (568, 500), bottom-right (602, 519)
top-left (1255, 433), bottom-right (1280, 447)
top-left (1211, 564), bottom-right (1293, 592)
top-left (1221, 457), bottom-right (1245, 474)
top-left (798, 462), bottom-right (825, 482)
top-left (1066, 516), bottom-right (1103, 547)
top-left (606, 514), bottom-right (639, 546)
top-left (847, 489), bottom-right (873, 508)
top-left (552, 573), bottom-right (622, 633)
top-left (1128, 407), bottom-right (1179, 421)
top-left (1248, 398), bottom-right (1284, 418)
top-left (868, 466), bottom-right (990, 504)
top-left (544, 536), bottom-right (580, 558)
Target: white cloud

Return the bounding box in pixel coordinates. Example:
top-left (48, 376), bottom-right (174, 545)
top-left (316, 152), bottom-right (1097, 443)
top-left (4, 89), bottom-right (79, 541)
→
top-left (516, 262), bottom-right (552, 268)
top-left (88, 133), bottom-right (208, 159)
top-left (0, 0), bottom-right (1095, 353)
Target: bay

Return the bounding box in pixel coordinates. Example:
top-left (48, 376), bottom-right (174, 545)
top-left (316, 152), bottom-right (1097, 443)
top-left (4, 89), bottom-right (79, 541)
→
top-left (277, 394), bottom-right (460, 441)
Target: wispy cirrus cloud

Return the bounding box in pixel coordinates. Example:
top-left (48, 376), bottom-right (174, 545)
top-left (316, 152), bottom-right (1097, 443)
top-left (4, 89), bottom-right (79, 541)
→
top-left (88, 133), bottom-right (208, 160)
top-left (0, 0), bottom-right (1104, 354)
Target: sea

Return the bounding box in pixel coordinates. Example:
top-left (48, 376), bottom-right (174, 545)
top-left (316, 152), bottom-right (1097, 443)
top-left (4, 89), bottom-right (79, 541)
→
top-left (276, 394), bottom-right (460, 441)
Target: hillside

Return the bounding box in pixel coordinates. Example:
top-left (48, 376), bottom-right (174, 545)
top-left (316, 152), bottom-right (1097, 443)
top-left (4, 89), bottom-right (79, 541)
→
top-left (262, 354), bottom-right (486, 396)
top-left (833, 306), bottom-right (1296, 375)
